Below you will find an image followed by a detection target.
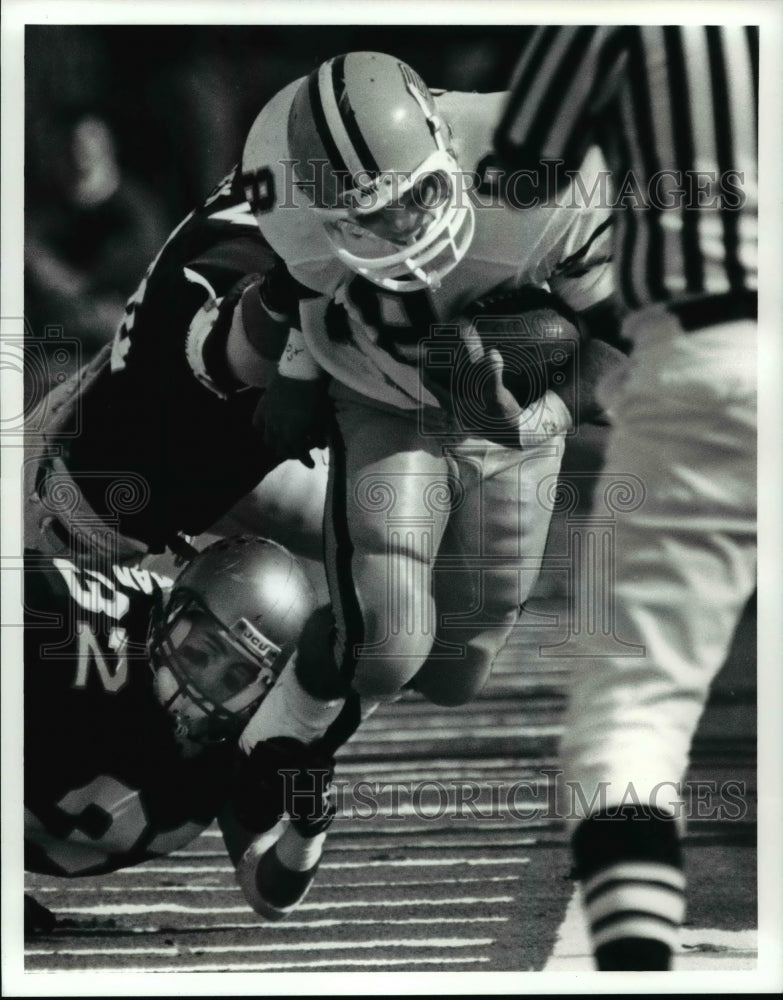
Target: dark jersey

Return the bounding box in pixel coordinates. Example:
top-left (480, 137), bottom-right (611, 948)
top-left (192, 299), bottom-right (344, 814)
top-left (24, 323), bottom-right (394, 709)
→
top-left (24, 552), bottom-right (236, 877)
top-left (62, 165), bottom-right (280, 551)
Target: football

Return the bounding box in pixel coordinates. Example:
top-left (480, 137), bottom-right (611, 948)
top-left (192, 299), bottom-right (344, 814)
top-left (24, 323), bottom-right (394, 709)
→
top-left (465, 288), bottom-right (580, 410)
top-left (421, 286), bottom-right (581, 414)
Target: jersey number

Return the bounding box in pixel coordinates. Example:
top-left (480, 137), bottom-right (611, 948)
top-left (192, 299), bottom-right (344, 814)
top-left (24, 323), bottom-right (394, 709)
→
top-left (242, 167), bottom-right (275, 213)
top-left (26, 777), bottom-right (149, 875)
top-left (74, 623), bottom-right (129, 693)
top-left (337, 278), bottom-right (438, 360)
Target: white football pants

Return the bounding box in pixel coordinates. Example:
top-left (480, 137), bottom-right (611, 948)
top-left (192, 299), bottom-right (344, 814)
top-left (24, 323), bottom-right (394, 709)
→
top-left (559, 310), bottom-right (757, 820)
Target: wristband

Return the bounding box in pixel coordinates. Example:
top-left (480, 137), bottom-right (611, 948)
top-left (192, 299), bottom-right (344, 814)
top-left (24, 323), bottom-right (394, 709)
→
top-left (517, 389), bottom-right (573, 445)
top-left (187, 273), bottom-right (262, 398)
top-left (241, 280), bottom-right (289, 356)
top-left (277, 328), bottom-right (323, 381)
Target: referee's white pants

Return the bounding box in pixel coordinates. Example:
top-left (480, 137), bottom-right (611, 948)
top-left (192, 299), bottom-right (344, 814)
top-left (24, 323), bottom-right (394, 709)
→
top-left (558, 312), bottom-right (757, 821)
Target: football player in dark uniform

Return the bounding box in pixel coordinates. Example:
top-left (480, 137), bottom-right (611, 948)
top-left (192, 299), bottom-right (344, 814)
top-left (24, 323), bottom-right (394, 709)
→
top-left (25, 161), bottom-right (327, 564)
top-left (22, 116), bottom-right (336, 932)
top-left (24, 535), bottom-right (334, 931)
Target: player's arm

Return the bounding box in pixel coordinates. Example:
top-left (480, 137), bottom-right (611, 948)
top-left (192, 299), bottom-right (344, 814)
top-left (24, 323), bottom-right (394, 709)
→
top-left (186, 246), bottom-right (332, 467)
top-left (440, 285), bottom-right (628, 447)
top-left (540, 169), bottom-right (631, 423)
top-left (216, 801), bottom-right (272, 867)
top-left (222, 258), bottom-right (313, 388)
top-left (554, 310), bottom-right (630, 427)
top-left (539, 290), bottom-right (630, 429)
top-left (253, 329), bottom-right (331, 469)
top-left (217, 737), bottom-right (335, 918)
top-left (576, 296), bottom-right (632, 355)
top-left (445, 150), bottom-right (627, 443)
top-left (173, 239), bottom-right (331, 464)
top-left (494, 25), bottom-right (626, 179)
top-left (218, 258), bottom-right (332, 468)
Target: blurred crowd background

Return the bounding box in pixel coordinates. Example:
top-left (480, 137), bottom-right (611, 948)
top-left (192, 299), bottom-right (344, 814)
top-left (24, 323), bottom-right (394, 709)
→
top-left (24, 23), bottom-right (533, 381)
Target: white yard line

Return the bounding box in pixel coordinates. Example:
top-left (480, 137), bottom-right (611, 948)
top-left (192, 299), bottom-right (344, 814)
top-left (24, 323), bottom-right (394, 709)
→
top-left (345, 725), bottom-right (562, 741)
top-left (46, 894), bottom-right (515, 916)
top-left (32, 874), bottom-right (521, 892)
top-left (106, 855), bottom-right (531, 873)
top-left (27, 936), bottom-right (494, 958)
top-left (26, 915), bottom-right (509, 935)
top-left (175, 833), bottom-right (540, 851)
top-left (22, 955), bottom-right (491, 972)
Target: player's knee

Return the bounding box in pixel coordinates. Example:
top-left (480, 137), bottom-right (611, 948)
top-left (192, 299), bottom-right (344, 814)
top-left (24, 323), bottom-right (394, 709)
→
top-left (412, 633), bottom-right (506, 705)
top-left (352, 657), bottom-right (424, 700)
top-left (413, 660), bottom-right (493, 706)
top-left (349, 515), bottom-right (435, 566)
top-left (348, 624), bottom-right (435, 698)
top-left (296, 604), bottom-right (434, 701)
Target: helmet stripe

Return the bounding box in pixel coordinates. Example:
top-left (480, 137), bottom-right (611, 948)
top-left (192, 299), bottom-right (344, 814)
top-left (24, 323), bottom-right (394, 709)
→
top-left (307, 65), bottom-right (351, 187)
top-left (315, 59), bottom-right (369, 184)
top-left (330, 55), bottom-right (380, 179)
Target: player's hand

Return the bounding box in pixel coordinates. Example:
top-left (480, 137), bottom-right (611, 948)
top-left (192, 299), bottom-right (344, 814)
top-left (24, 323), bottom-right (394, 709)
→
top-left (253, 372), bottom-right (330, 468)
top-left (469, 348), bottom-right (525, 446)
top-left (551, 338), bottom-right (630, 426)
top-left (230, 737), bottom-right (335, 832)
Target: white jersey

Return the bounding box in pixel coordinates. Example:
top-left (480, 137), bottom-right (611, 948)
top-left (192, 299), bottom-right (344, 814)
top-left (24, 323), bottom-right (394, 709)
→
top-left (255, 87), bottom-right (613, 409)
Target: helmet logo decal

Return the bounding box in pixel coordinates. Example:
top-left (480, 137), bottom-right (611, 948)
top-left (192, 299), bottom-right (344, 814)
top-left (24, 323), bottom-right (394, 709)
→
top-left (398, 62), bottom-right (430, 102)
top-left (148, 536), bottom-right (318, 746)
top-left (231, 617), bottom-right (282, 669)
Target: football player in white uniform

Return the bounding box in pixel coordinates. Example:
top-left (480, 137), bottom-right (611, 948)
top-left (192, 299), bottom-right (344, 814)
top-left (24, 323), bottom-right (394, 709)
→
top-left (213, 51), bottom-right (629, 914)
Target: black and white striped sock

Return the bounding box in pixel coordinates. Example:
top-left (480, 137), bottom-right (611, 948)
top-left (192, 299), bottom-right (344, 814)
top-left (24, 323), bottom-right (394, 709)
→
top-left (572, 805), bottom-right (685, 971)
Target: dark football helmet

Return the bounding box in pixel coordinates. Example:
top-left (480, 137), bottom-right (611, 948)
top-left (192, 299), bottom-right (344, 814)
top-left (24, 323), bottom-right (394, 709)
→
top-left (148, 536), bottom-right (318, 745)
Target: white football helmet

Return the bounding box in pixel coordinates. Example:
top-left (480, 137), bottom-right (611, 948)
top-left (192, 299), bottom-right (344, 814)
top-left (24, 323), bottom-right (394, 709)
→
top-left (242, 52), bottom-right (475, 293)
top-left (148, 536), bottom-right (317, 745)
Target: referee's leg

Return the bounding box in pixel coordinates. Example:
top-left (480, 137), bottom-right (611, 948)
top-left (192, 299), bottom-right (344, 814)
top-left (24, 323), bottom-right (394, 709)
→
top-left (559, 318), bottom-right (757, 970)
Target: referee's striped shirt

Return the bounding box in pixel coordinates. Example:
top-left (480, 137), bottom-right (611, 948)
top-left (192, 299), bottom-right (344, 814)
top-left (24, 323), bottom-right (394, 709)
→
top-left (494, 26), bottom-right (758, 316)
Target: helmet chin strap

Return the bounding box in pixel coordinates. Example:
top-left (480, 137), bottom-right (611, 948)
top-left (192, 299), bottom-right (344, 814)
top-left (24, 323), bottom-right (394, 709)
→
top-left (405, 79), bottom-right (450, 155)
top-left (172, 712), bottom-right (192, 740)
top-left (154, 665), bottom-right (208, 739)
